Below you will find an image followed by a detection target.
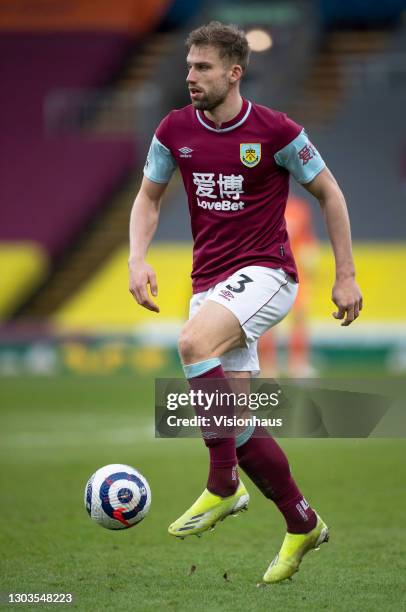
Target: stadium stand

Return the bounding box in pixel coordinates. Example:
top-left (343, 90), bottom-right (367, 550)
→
top-left (0, 33), bottom-right (137, 316)
top-left (0, 0), bottom-right (172, 319)
top-left (8, 31), bottom-right (178, 318)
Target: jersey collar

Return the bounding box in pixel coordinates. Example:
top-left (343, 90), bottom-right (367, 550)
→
top-left (195, 98), bottom-right (252, 133)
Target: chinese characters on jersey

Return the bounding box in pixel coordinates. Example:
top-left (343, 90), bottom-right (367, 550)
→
top-left (193, 172), bottom-right (246, 211)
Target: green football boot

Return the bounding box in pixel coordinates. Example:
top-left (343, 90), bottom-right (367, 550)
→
top-left (263, 514), bottom-right (329, 584)
top-left (168, 481), bottom-right (249, 538)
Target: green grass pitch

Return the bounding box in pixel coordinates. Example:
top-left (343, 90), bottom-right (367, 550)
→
top-left (0, 375), bottom-right (405, 611)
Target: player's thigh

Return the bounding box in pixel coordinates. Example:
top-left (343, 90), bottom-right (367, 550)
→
top-left (214, 267), bottom-right (297, 375)
top-left (181, 299), bottom-right (245, 358)
top-left (189, 290), bottom-right (260, 374)
top-left (184, 266), bottom-right (297, 364)
top-left (209, 266), bottom-right (298, 344)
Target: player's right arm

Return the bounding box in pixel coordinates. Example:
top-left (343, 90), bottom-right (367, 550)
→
top-left (128, 177), bottom-right (168, 312)
top-left (128, 127), bottom-right (178, 312)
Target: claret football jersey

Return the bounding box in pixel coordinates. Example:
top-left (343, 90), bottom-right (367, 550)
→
top-left (144, 98), bottom-right (325, 293)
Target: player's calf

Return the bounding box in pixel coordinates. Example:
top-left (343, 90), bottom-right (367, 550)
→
top-left (183, 357), bottom-right (239, 497)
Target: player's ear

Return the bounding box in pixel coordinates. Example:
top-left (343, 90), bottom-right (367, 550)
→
top-left (229, 64), bottom-right (243, 84)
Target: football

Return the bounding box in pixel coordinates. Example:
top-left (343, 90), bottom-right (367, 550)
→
top-left (84, 464), bottom-right (151, 530)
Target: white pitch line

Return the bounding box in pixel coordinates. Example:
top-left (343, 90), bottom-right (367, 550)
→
top-left (0, 425), bottom-right (155, 448)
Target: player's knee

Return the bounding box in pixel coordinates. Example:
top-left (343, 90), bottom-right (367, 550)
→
top-left (178, 324), bottom-right (209, 364)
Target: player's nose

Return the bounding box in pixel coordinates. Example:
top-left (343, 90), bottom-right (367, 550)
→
top-left (186, 67), bottom-right (197, 83)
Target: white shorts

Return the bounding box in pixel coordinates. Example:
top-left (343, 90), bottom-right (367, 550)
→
top-left (189, 266), bottom-right (298, 375)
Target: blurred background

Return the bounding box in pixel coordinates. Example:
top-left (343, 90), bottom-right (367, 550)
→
top-left (1, 0), bottom-right (406, 378)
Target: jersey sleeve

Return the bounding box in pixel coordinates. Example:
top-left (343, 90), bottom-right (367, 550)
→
top-left (143, 134), bottom-right (177, 184)
top-left (274, 128), bottom-right (326, 184)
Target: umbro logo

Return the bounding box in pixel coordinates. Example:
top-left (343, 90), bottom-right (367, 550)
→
top-left (179, 146), bottom-right (193, 158)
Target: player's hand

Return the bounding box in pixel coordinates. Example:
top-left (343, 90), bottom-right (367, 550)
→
top-left (128, 259), bottom-right (159, 313)
top-left (332, 277), bottom-right (362, 326)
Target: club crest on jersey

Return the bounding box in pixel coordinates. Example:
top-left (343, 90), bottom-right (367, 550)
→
top-left (240, 143), bottom-right (261, 168)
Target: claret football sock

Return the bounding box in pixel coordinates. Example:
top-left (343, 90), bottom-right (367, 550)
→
top-left (207, 452), bottom-right (239, 498)
top-left (183, 358), bottom-right (238, 497)
top-left (237, 425), bottom-right (317, 533)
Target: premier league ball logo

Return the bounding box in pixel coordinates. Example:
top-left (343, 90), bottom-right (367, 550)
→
top-left (84, 464), bottom-right (151, 530)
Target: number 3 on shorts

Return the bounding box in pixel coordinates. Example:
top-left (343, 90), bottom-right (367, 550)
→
top-left (226, 274), bottom-right (253, 293)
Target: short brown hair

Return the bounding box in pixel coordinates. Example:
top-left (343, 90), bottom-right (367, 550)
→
top-left (186, 21), bottom-right (250, 73)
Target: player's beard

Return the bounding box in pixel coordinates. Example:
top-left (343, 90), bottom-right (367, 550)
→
top-left (190, 80), bottom-right (229, 111)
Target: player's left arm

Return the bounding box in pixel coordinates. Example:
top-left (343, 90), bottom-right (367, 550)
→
top-left (303, 167), bottom-right (363, 326)
top-left (274, 122), bottom-right (362, 326)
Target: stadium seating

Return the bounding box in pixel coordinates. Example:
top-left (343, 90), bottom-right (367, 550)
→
top-left (0, 33), bottom-right (136, 253)
top-left (0, 0), bottom-right (175, 319)
top-left (0, 33), bottom-right (137, 316)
